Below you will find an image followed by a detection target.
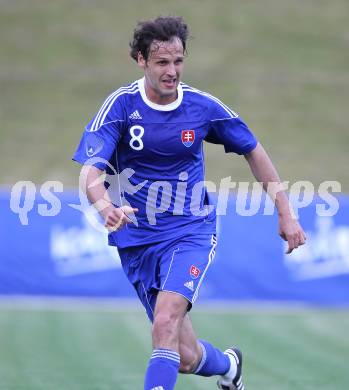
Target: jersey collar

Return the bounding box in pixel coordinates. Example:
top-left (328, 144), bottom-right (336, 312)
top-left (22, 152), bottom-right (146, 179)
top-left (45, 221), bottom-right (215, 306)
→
top-left (138, 77), bottom-right (183, 111)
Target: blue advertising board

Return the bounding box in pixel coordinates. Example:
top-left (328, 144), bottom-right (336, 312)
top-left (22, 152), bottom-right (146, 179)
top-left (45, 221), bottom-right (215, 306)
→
top-left (1, 188), bottom-right (348, 305)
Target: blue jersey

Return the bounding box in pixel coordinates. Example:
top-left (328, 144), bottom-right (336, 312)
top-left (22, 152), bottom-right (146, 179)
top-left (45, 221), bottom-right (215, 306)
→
top-left (73, 78), bottom-right (257, 248)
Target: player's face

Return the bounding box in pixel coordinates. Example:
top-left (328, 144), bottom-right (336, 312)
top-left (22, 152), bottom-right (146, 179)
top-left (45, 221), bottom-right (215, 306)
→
top-left (138, 37), bottom-right (184, 105)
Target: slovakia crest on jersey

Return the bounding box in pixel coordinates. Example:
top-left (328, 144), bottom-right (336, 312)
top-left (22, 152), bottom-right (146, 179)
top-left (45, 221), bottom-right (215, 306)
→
top-left (181, 130), bottom-right (195, 147)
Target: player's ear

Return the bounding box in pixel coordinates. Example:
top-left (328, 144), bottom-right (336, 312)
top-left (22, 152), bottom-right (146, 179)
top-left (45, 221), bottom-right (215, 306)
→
top-left (137, 52), bottom-right (146, 69)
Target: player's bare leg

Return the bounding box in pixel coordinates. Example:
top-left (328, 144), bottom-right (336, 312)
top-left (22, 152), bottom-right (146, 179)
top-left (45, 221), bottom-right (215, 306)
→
top-left (144, 291), bottom-right (188, 390)
top-left (177, 306), bottom-right (244, 390)
top-left (178, 313), bottom-right (202, 373)
top-left (152, 291), bottom-right (189, 350)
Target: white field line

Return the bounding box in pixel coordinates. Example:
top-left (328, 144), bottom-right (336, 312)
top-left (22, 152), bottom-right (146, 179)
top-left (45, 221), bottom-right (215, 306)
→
top-left (0, 295), bottom-right (344, 314)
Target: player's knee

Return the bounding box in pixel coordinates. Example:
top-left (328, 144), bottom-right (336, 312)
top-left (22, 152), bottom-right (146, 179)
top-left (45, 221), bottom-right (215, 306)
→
top-left (178, 355), bottom-right (199, 374)
top-left (178, 343), bottom-right (201, 374)
top-left (152, 312), bottom-right (181, 344)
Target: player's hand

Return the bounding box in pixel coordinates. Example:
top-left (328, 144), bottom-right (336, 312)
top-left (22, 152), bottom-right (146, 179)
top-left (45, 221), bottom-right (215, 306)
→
top-left (278, 214), bottom-right (306, 254)
top-left (103, 205), bottom-right (138, 233)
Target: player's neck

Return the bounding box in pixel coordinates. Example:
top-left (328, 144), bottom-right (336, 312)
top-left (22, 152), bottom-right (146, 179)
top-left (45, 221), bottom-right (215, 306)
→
top-left (144, 81), bottom-right (178, 105)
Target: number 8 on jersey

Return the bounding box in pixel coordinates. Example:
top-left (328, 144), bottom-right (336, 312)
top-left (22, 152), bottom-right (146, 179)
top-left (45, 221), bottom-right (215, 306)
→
top-left (129, 125), bottom-right (145, 151)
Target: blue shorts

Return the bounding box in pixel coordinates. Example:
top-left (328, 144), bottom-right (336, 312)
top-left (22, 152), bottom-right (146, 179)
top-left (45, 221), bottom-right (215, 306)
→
top-left (118, 234), bottom-right (217, 321)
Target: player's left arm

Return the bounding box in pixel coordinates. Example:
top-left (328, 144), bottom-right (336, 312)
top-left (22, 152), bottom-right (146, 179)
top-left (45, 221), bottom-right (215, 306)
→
top-left (244, 142), bottom-right (306, 254)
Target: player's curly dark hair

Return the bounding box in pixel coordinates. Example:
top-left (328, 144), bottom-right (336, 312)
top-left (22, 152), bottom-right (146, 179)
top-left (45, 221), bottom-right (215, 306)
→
top-left (129, 16), bottom-right (189, 62)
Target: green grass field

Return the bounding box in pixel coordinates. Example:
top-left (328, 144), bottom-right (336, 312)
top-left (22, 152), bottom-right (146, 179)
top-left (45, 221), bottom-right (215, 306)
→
top-left (1, 0), bottom-right (348, 189)
top-left (0, 302), bottom-right (348, 390)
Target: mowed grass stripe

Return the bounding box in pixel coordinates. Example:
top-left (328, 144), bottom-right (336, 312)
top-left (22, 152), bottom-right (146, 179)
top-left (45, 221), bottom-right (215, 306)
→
top-left (0, 308), bottom-right (348, 389)
top-left (0, 310), bottom-right (146, 389)
top-left (191, 311), bottom-right (349, 390)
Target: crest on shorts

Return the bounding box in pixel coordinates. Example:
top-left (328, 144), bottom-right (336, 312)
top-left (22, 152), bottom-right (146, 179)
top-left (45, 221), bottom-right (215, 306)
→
top-left (190, 265), bottom-right (200, 279)
top-left (181, 130), bottom-right (195, 147)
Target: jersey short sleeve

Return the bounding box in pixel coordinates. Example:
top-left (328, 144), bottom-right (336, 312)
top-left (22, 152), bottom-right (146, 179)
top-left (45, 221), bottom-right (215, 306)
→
top-left (205, 97), bottom-right (257, 155)
top-left (72, 92), bottom-right (126, 170)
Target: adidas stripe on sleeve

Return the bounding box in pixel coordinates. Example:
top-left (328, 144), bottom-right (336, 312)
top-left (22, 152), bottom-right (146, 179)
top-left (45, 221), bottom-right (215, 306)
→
top-left (181, 84), bottom-right (257, 155)
top-left (72, 82), bottom-right (139, 170)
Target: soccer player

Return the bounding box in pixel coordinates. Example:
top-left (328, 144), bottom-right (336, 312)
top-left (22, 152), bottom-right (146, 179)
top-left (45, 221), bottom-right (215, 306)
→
top-left (73, 16), bottom-right (306, 390)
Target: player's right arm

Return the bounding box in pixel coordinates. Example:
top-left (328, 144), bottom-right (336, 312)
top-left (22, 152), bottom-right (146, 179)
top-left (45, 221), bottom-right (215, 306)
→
top-left (80, 164), bottom-right (137, 232)
top-left (73, 85), bottom-right (138, 232)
